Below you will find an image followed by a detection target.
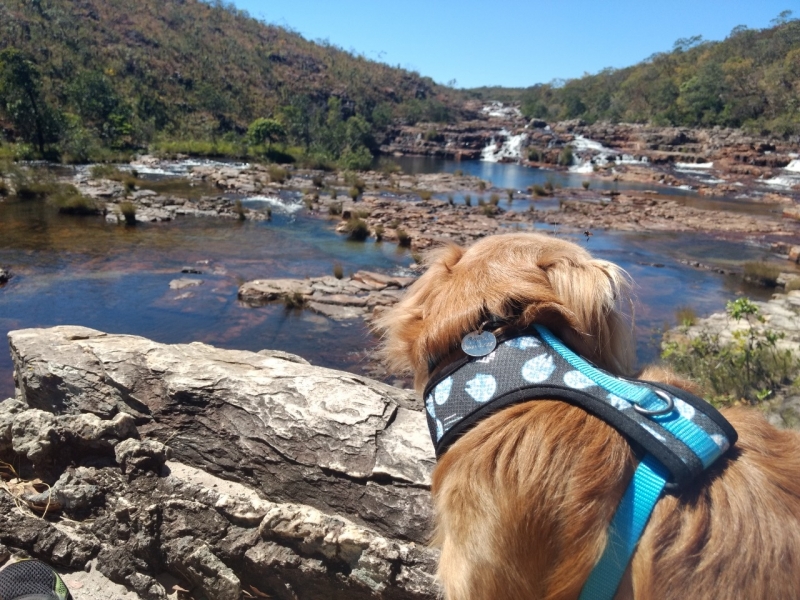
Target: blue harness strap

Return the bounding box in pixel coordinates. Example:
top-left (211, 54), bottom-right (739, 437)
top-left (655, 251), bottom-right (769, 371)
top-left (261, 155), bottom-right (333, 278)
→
top-left (422, 325), bottom-right (737, 600)
top-left (578, 455), bottom-right (669, 600)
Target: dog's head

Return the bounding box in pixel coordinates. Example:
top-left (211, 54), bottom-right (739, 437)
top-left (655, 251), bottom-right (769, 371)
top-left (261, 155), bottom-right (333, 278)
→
top-left (376, 232), bottom-right (635, 391)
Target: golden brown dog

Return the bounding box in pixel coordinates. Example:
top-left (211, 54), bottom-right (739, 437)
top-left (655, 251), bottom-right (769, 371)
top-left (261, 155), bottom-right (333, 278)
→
top-left (376, 232), bottom-right (800, 600)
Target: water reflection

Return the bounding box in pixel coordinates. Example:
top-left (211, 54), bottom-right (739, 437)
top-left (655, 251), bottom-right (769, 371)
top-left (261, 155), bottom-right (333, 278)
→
top-left (0, 188), bottom-right (776, 399)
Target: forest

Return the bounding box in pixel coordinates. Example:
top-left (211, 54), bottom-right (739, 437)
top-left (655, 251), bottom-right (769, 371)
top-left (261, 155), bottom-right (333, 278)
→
top-left (0, 0), bottom-right (461, 165)
top-left (3, 1), bottom-right (800, 167)
top-left (468, 12), bottom-right (800, 137)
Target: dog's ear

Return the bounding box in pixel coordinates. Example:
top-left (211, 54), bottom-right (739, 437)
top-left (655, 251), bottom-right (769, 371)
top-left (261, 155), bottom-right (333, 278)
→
top-left (536, 254), bottom-right (634, 376)
top-left (374, 243), bottom-right (468, 388)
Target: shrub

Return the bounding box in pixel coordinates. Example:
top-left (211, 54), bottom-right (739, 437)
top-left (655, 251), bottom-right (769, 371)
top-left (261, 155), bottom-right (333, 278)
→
top-left (296, 153), bottom-right (335, 171)
top-left (396, 227), bottom-right (412, 247)
top-left (481, 204), bottom-right (498, 216)
top-left (454, 169), bottom-right (464, 177)
top-left (786, 278), bottom-right (800, 292)
top-left (330, 188), bottom-right (338, 200)
top-left (283, 291), bottom-right (307, 309)
top-left (418, 190), bottom-right (433, 201)
top-left (465, 194), bottom-right (472, 206)
top-left (558, 145), bottom-right (574, 166)
top-left (267, 165), bottom-right (289, 184)
top-left (528, 148), bottom-right (542, 161)
top-left (328, 202), bottom-right (343, 216)
top-left (582, 181), bottom-right (591, 190)
top-left (123, 176), bottom-right (137, 192)
top-left (90, 164), bottom-right (124, 180)
top-left (477, 197), bottom-right (485, 206)
top-left (348, 187), bottom-right (360, 201)
top-left (233, 199), bottom-right (247, 221)
top-left (373, 224), bottom-right (384, 241)
top-left (662, 297), bottom-right (799, 406)
top-left (119, 201), bottom-right (137, 225)
top-left (51, 186), bottom-right (101, 215)
top-left (311, 174), bottom-right (324, 188)
top-left (507, 189), bottom-right (514, 201)
top-left (344, 217), bottom-right (370, 241)
top-left (478, 180), bottom-right (487, 191)
top-left (489, 193), bottom-right (500, 206)
top-left (423, 128), bottom-right (442, 142)
top-left (9, 166), bottom-right (57, 199)
top-left (343, 172), bottom-right (366, 193)
top-left (743, 261), bottom-right (781, 287)
top-left (333, 263), bottom-right (344, 279)
top-left (338, 146), bottom-right (374, 171)
top-left (674, 306), bottom-right (697, 327)
top-left (0, 180), bottom-right (7, 196)
top-left (532, 184), bottom-right (549, 197)
top-left (377, 158), bottom-right (401, 174)
top-left (448, 195), bottom-right (454, 205)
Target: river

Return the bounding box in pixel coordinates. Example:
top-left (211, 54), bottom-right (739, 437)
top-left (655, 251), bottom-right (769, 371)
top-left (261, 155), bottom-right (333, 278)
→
top-left (0, 160), bottom-right (778, 399)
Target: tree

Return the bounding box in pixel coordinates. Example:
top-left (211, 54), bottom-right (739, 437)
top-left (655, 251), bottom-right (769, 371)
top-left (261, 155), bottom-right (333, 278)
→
top-left (0, 48), bottom-right (61, 153)
top-left (247, 117), bottom-right (286, 150)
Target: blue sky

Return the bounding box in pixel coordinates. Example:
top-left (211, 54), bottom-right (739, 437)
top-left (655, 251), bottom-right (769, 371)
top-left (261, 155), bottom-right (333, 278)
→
top-left (230, 1), bottom-right (797, 88)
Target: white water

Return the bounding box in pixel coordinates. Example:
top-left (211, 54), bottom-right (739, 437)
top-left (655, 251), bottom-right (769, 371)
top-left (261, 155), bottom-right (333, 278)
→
top-left (480, 102), bottom-right (522, 120)
top-left (481, 130), bottom-right (528, 163)
top-left (567, 136), bottom-right (648, 172)
top-left (127, 158), bottom-right (249, 177)
top-left (764, 175), bottom-right (800, 189)
top-left (763, 159), bottom-right (800, 188)
top-left (244, 195), bottom-right (303, 214)
top-left (784, 159), bottom-right (800, 173)
top-left (674, 162), bottom-right (714, 171)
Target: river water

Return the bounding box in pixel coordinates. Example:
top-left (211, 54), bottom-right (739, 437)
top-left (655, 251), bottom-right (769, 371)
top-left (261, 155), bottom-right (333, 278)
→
top-left (0, 160), bottom-right (778, 399)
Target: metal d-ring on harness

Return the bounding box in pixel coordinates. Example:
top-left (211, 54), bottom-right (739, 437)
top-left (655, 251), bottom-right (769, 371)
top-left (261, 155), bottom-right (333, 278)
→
top-left (422, 324), bottom-right (737, 600)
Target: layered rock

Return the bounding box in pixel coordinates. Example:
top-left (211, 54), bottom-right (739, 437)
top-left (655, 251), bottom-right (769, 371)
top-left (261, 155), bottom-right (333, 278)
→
top-left (1, 326), bottom-right (438, 599)
top-left (238, 271), bottom-right (415, 321)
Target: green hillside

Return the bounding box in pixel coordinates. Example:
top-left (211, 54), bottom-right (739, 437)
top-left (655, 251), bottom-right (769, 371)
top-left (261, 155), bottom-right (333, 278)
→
top-left (469, 16), bottom-right (800, 136)
top-left (0, 0), bottom-right (460, 164)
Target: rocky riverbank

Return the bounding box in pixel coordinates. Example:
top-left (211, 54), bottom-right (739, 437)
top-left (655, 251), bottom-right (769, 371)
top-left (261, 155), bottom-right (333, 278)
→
top-left (662, 291), bottom-right (800, 429)
top-left (381, 107), bottom-right (800, 197)
top-left (1, 326), bottom-right (438, 600)
top-left (304, 190), bottom-right (800, 266)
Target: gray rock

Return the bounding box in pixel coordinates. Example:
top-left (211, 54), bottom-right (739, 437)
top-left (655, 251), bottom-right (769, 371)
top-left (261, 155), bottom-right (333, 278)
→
top-left (168, 278), bottom-right (202, 290)
top-left (238, 279), bottom-right (314, 304)
top-left (115, 439), bottom-right (172, 474)
top-left (4, 327), bottom-right (440, 598)
top-left (8, 327), bottom-right (434, 540)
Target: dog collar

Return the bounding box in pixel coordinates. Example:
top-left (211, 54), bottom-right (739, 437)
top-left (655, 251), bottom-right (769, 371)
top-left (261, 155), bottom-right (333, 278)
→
top-left (423, 325), bottom-right (737, 599)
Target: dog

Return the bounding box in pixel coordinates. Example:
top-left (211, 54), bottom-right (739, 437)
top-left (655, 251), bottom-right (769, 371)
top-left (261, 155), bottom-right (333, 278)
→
top-left (376, 232), bottom-right (800, 600)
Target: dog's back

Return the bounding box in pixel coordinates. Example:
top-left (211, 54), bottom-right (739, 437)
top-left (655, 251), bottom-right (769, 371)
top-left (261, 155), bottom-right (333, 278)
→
top-left (376, 232), bottom-right (800, 599)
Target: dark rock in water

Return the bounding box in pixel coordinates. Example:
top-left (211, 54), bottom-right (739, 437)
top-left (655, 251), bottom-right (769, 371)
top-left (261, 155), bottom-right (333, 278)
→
top-left (181, 266), bottom-right (204, 274)
top-left (2, 326), bottom-right (439, 599)
top-left (0, 267), bottom-right (10, 284)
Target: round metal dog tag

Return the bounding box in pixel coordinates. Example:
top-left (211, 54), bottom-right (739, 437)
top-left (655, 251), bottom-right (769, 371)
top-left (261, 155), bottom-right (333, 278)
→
top-left (461, 330), bottom-right (497, 357)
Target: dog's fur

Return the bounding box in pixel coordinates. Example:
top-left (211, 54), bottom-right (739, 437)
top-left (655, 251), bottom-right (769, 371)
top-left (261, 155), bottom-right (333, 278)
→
top-left (376, 232), bottom-right (800, 600)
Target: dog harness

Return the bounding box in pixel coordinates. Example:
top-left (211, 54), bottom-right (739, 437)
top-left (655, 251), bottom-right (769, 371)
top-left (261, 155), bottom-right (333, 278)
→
top-left (423, 325), bottom-right (737, 600)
